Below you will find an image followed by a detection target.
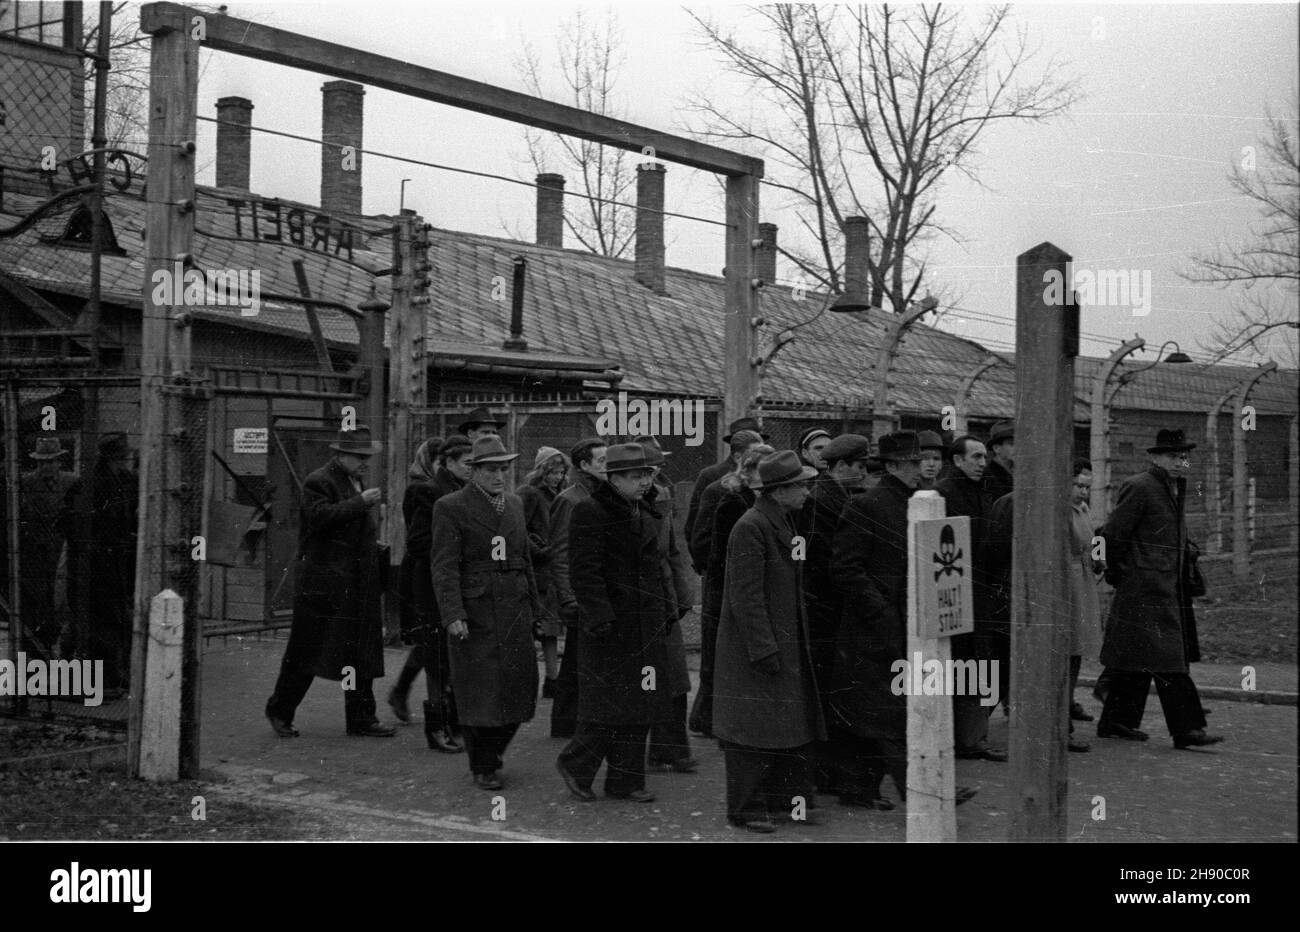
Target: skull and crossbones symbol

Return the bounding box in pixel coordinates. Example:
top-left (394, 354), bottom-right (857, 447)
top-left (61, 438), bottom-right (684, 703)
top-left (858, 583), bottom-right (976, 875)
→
top-left (933, 524), bottom-right (963, 581)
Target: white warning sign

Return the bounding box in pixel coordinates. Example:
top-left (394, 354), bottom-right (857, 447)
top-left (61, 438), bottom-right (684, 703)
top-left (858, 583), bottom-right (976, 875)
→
top-left (913, 516), bottom-right (974, 638)
top-left (232, 427), bottom-right (268, 454)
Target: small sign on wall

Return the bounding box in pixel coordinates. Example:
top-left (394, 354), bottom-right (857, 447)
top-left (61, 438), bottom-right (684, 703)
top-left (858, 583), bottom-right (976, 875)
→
top-left (232, 427), bottom-right (268, 454)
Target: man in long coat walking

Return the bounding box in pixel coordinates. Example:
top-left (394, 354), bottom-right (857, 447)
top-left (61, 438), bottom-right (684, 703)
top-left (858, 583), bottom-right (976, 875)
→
top-left (1096, 429), bottom-right (1224, 750)
top-left (557, 442), bottom-right (674, 803)
top-left (715, 450), bottom-right (825, 834)
top-left (19, 437), bottom-right (76, 656)
top-left (265, 427), bottom-right (394, 738)
top-left (683, 418), bottom-right (768, 561)
top-left (429, 436), bottom-right (540, 789)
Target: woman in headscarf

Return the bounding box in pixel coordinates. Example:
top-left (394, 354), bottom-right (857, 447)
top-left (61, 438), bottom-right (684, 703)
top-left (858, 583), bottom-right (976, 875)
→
top-left (518, 446), bottom-right (569, 697)
top-left (389, 435), bottom-right (472, 752)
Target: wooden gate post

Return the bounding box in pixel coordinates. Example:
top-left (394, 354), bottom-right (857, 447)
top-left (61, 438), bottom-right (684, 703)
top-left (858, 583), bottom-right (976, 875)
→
top-left (1008, 242), bottom-right (1078, 843)
top-left (139, 590), bottom-right (184, 782)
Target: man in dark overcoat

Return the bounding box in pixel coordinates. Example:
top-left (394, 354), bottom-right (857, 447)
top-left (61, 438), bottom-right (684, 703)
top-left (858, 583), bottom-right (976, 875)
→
top-left (556, 443), bottom-right (674, 803)
top-left (682, 418), bottom-right (768, 563)
top-left (19, 437), bottom-right (76, 656)
top-left (982, 420), bottom-right (1015, 503)
top-left (265, 427), bottom-right (394, 738)
top-left (935, 435), bottom-right (1006, 761)
top-left (715, 451), bottom-right (826, 833)
top-left (1095, 429), bottom-right (1224, 749)
top-left (797, 433), bottom-right (871, 793)
top-left (547, 437), bottom-right (607, 738)
top-left (429, 436), bottom-right (540, 789)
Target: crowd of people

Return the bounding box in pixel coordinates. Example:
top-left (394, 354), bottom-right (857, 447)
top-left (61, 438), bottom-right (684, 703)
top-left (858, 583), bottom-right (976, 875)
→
top-left (261, 407), bottom-right (1225, 834)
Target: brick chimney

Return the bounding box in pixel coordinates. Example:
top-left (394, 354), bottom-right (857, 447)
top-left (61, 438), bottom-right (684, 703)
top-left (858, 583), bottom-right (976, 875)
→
top-left (215, 96), bottom-right (253, 190)
top-left (635, 162), bottom-right (666, 293)
top-left (321, 80), bottom-right (364, 217)
top-left (756, 222), bottom-right (778, 285)
top-left (841, 215), bottom-right (872, 306)
top-left (536, 173), bottom-right (565, 247)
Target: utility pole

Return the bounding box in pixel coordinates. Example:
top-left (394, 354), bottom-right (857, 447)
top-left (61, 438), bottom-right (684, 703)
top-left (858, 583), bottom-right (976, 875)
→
top-left (1231, 363), bottom-right (1276, 583)
top-left (871, 295), bottom-right (938, 440)
top-left (1089, 337), bottom-right (1144, 520)
top-left (953, 354), bottom-right (1000, 434)
top-left (722, 173), bottom-right (760, 460)
top-left (1008, 242), bottom-right (1078, 842)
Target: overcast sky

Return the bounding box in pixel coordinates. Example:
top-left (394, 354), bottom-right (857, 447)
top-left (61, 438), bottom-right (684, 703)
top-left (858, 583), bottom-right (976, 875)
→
top-left (184, 1), bottom-right (1299, 366)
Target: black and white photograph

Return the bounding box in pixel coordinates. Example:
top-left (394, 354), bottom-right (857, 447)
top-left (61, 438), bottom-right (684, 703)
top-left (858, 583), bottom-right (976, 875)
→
top-left (0, 0), bottom-right (1296, 876)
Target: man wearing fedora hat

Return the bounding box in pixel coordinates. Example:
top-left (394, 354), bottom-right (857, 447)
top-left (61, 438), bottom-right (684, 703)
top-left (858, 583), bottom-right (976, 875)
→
top-left (1095, 428), bottom-right (1224, 750)
top-left (429, 435), bottom-right (540, 790)
top-left (714, 451), bottom-right (825, 833)
top-left (983, 421), bottom-right (1015, 503)
top-left (18, 437), bottom-right (76, 655)
top-left (457, 407), bottom-right (506, 441)
top-left (830, 431), bottom-right (978, 808)
top-left (265, 426), bottom-right (395, 739)
top-left (683, 418), bottom-right (769, 561)
top-left (556, 442), bottom-right (675, 803)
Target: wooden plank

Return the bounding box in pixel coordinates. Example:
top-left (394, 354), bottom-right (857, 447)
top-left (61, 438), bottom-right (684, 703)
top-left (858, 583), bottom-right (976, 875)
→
top-left (139, 2), bottom-right (762, 178)
top-left (131, 17), bottom-right (199, 778)
top-left (1008, 242), bottom-right (1077, 843)
top-left (139, 590), bottom-right (184, 782)
top-left (722, 173), bottom-right (760, 456)
top-left (906, 490), bottom-right (956, 843)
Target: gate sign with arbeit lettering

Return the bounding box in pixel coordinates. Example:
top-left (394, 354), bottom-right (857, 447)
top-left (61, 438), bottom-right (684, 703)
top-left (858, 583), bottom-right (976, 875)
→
top-left (913, 516), bottom-right (974, 638)
top-left (233, 427), bottom-right (268, 454)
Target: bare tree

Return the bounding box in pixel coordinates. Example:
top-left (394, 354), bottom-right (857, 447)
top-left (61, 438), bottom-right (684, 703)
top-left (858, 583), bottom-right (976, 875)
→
top-left (1183, 97), bottom-right (1300, 367)
top-left (510, 10), bottom-right (637, 258)
top-left (81, 3), bottom-right (151, 152)
top-left (685, 4), bottom-right (1077, 313)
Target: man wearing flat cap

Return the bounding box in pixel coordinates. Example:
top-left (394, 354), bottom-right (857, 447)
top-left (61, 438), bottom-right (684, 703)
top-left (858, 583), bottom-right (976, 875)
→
top-left (683, 417), bottom-right (770, 559)
top-left (430, 436), bottom-right (540, 789)
top-left (19, 438), bottom-right (76, 657)
top-left (797, 433), bottom-right (872, 793)
top-left (1095, 429), bottom-right (1224, 750)
top-left (557, 442), bottom-right (674, 803)
top-left (714, 451), bottom-right (825, 833)
top-left (266, 426), bottom-right (394, 739)
top-left (457, 407), bottom-right (506, 441)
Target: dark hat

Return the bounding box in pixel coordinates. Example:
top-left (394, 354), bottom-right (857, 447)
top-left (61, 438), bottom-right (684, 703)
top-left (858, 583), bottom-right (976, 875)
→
top-left (822, 433), bottom-right (871, 465)
top-left (797, 427), bottom-right (832, 450)
top-left (723, 417), bottom-right (770, 443)
top-left (439, 434), bottom-right (473, 457)
top-left (877, 431), bottom-right (923, 462)
top-left (1148, 428), bottom-right (1196, 454)
top-left (458, 406), bottom-right (507, 434)
top-left (631, 436), bottom-right (669, 465)
top-left (330, 426), bottom-right (381, 456)
top-left (29, 437), bottom-right (67, 460)
top-left (988, 420), bottom-right (1014, 446)
top-left (749, 450), bottom-right (818, 490)
top-left (97, 432), bottom-right (130, 458)
top-left (864, 455), bottom-right (885, 475)
top-left (603, 442), bottom-right (658, 473)
top-left (466, 436), bottom-right (519, 465)
top-left (917, 430), bottom-right (944, 452)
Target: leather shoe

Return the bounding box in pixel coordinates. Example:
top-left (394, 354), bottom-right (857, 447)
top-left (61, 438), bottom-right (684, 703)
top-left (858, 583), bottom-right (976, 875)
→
top-left (956, 744), bottom-right (1008, 762)
top-left (1070, 702), bottom-right (1094, 722)
top-left (426, 728), bottom-right (464, 754)
top-left (1097, 722), bottom-right (1148, 741)
top-left (387, 689), bottom-right (411, 724)
top-left (606, 789), bottom-right (656, 803)
top-left (267, 714), bottom-right (298, 738)
top-left (1173, 730), bottom-right (1226, 750)
top-left (473, 771), bottom-right (504, 791)
top-left (556, 760), bottom-right (596, 801)
top-left (347, 721), bottom-right (396, 737)
top-left (648, 757), bottom-right (699, 774)
top-left (1069, 737), bottom-right (1091, 752)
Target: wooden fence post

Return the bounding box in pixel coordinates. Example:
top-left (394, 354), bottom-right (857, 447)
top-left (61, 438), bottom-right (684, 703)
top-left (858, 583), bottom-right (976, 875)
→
top-left (139, 589), bottom-right (184, 782)
top-left (907, 490), bottom-right (956, 843)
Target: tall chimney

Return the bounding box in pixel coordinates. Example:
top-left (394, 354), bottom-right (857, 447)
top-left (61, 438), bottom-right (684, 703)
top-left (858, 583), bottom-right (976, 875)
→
top-left (536, 173), bottom-right (565, 247)
top-left (830, 215), bottom-right (874, 313)
top-left (503, 256), bottom-right (529, 352)
top-left (756, 222), bottom-right (778, 285)
top-left (635, 162), bottom-right (666, 294)
top-left (215, 96), bottom-right (253, 190)
top-left (321, 80), bottom-right (364, 217)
